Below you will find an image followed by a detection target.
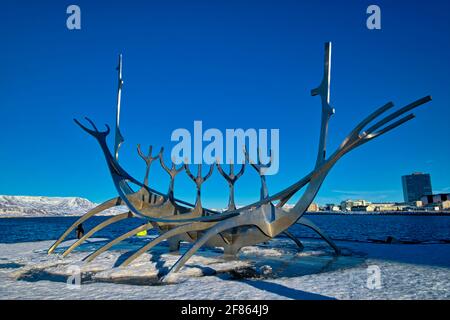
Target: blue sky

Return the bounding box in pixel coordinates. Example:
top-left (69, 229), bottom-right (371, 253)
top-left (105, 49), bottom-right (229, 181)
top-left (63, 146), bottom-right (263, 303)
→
top-left (1, 0), bottom-right (449, 207)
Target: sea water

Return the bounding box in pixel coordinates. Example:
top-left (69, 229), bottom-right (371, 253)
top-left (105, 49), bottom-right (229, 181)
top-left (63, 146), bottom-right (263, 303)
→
top-left (0, 214), bottom-right (449, 244)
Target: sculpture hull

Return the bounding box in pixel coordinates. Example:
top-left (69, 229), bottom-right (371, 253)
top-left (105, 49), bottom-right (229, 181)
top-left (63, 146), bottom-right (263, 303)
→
top-left (48, 43), bottom-right (432, 279)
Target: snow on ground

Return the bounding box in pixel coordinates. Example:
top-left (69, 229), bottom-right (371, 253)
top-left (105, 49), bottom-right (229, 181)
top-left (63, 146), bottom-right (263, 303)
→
top-left (0, 237), bottom-right (449, 300)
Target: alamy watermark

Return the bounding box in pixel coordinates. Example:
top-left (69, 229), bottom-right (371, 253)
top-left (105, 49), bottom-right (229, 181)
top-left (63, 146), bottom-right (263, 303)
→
top-left (367, 5), bottom-right (381, 30)
top-left (66, 5), bottom-right (381, 32)
top-left (66, 5), bottom-right (81, 30)
top-left (171, 121), bottom-right (279, 175)
top-left (66, 265), bottom-right (81, 289)
top-left (366, 265), bottom-right (382, 289)
top-left (348, 265), bottom-right (382, 291)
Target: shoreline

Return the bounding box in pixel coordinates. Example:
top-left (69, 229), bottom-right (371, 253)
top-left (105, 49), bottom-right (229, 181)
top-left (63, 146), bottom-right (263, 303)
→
top-left (305, 211), bottom-right (450, 216)
top-left (1, 211), bottom-right (450, 219)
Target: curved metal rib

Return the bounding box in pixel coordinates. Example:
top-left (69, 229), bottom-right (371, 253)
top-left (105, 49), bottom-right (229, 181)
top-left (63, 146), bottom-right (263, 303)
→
top-left (62, 211), bottom-right (132, 258)
top-left (166, 217), bottom-right (248, 276)
top-left (48, 197), bottom-right (122, 254)
top-left (298, 217), bottom-right (340, 254)
top-left (283, 231), bottom-right (304, 250)
top-left (350, 114), bottom-right (416, 152)
top-left (83, 222), bottom-right (154, 263)
top-left (365, 96), bottom-right (431, 135)
top-left (120, 222), bottom-right (216, 267)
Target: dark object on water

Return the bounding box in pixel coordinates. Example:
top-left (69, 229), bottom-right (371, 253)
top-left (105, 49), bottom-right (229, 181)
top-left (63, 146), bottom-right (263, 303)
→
top-left (385, 236), bottom-right (397, 244)
top-left (76, 224), bottom-right (84, 239)
top-left (369, 236), bottom-right (399, 244)
top-left (369, 236), bottom-right (421, 245)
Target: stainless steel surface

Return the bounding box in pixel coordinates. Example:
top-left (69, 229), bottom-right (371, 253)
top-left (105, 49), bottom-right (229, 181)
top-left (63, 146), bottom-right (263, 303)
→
top-left (216, 162), bottom-right (245, 211)
top-left (61, 211), bottom-right (132, 258)
top-left (49, 43), bottom-right (432, 280)
top-left (47, 197), bottom-right (123, 254)
top-left (114, 54), bottom-right (124, 161)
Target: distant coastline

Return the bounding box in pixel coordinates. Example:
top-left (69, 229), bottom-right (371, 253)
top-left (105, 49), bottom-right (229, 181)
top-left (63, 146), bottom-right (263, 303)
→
top-left (1, 195), bottom-right (449, 219)
top-left (2, 211), bottom-right (450, 219)
top-left (305, 211), bottom-right (450, 216)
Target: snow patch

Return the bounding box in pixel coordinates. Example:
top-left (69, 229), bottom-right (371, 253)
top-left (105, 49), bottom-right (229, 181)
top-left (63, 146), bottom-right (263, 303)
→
top-left (1, 239), bottom-right (450, 299)
top-left (0, 195), bottom-right (125, 217)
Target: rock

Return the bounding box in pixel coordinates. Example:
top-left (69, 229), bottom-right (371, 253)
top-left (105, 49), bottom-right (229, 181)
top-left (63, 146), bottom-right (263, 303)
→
top-left (258, 265), bottom-right (273, 277)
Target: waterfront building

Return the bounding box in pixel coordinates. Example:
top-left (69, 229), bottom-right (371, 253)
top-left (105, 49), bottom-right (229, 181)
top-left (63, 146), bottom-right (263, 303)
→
top-left (325, 204), bottom-right (340, 212)
top-left (351, 205), bottom-right (375, 212)
top-left (420, 193), bottom-right (449, 205)
top-left (372, 203), bottom-right (400, 211)
top-left (420, 193), bottom-right (450, 211)
top-left (340, 199), bottom-right (370, 211)
top-left (307, 203), bottom-right (319, 212)
top-left (441, 201), bottom-right (450, 210)
top-left (401, 172), bottom-right (433, 202)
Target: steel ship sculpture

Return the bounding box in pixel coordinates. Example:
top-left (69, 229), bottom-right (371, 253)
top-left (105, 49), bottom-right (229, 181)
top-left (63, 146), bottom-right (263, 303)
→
top-left (48, 42), bottom-right (432, 280)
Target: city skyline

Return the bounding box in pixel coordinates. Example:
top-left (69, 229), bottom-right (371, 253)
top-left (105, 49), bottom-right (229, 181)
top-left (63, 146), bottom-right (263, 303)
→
top-left (1, 1), bottom-right (449, 208)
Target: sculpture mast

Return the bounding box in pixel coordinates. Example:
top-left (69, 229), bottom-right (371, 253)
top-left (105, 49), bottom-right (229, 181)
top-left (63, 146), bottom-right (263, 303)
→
top-left (114, 54), bottom-right (124, 161)
top-left (311, 42), bottom-right (334, 168)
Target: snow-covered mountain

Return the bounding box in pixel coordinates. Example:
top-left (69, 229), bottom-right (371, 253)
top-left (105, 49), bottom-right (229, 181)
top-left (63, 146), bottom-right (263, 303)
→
top-left (0, 195), bottom-right (125, 218)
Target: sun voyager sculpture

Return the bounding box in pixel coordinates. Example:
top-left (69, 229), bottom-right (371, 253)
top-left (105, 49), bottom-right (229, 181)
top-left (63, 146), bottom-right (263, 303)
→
top-left (48, 42), bottom-right (431, 281)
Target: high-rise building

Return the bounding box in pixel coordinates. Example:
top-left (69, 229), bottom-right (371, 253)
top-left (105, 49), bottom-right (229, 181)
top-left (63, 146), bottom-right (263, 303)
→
top-left (402, 172), bottom-right (433, 202)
